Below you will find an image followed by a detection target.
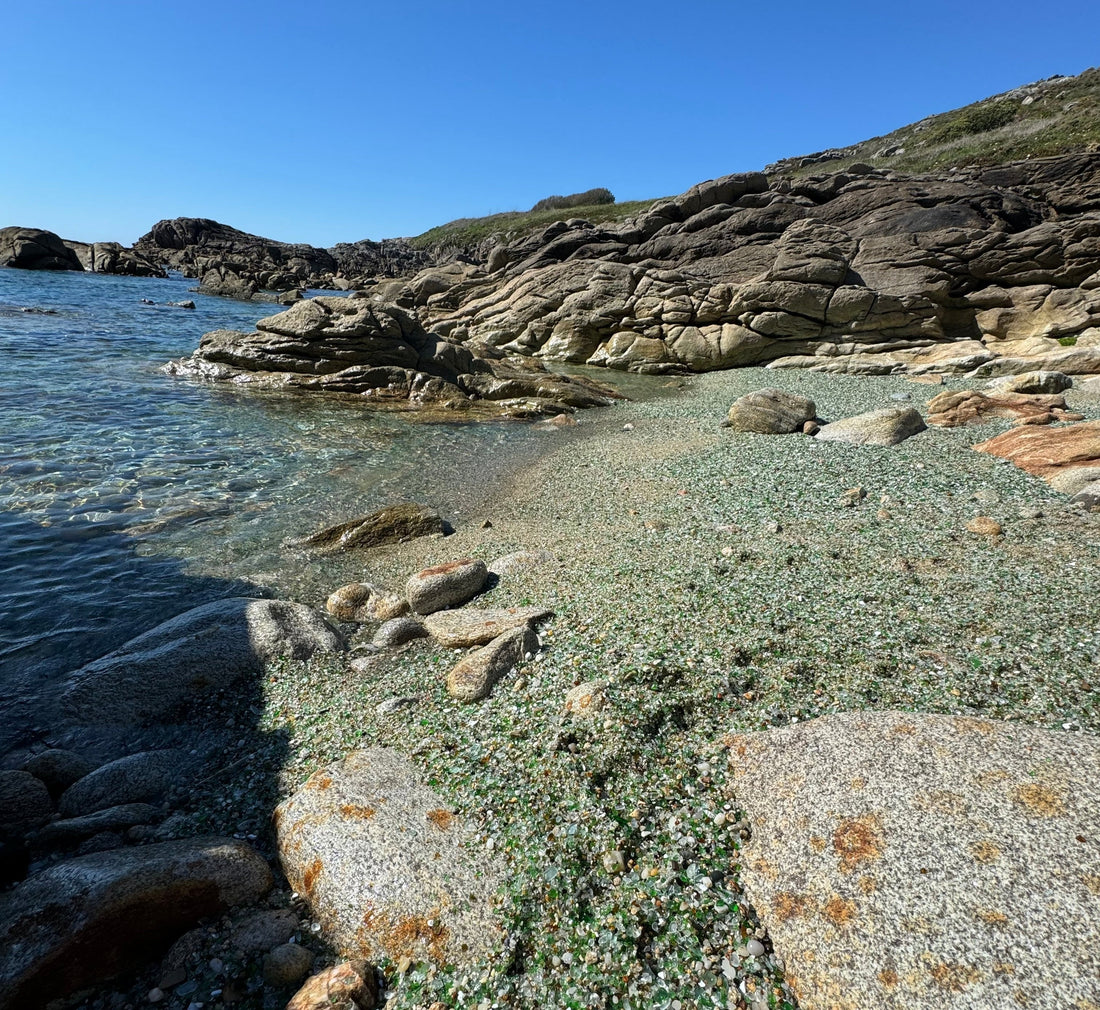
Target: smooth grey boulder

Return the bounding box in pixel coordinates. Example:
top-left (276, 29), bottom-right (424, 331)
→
top-left (815, 406), bottom-right (927, 446)
top-left (61, 598), bottom-right (344, 724)
top-left (0, 837), bottom-right (272, 1010)
top-left (371, 616), bottom-right (427, 649)
top-left (58, 750), bottom-right (184, 817)
top-left (726, 388), bottom-right (817, 434)
top-left (726, 711), bottom-right (1100, 1010)
top-left (986, 369), bottom-right (1073, 394)
top-left (405, 558), bottom-right (488, 615)
top-left (446, 625), bottom-right (539, 702)
top-left (275, 748), bottom-right (503, 966)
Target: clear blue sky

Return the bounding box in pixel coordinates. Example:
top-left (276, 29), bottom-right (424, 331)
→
top-left (2, 0), bottom-right (1097, 246)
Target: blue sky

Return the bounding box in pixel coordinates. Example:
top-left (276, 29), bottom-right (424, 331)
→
top-left (2, 0), bottom-right (1097, 246)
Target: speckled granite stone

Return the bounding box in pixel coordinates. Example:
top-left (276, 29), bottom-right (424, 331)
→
top-left (725, 711), bottom-right (1100, 1010)
top-left (275, 748), bottom-right (503, 966)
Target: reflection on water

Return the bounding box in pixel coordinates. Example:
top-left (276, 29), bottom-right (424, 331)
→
top-left (0, 269), bottom-right (564, 694)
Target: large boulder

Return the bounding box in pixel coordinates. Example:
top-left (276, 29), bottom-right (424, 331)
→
top-left (275, 749), bottom-right (503, 966)
top-left (726, 388), bottom-right (817, 434)
top-left (61, 598), bottom-right (344, 724)
top-left (725, 711), bottom-right (1100, 1010)
top-left (0, 837), bottom-right (272, 1009)
top-left (973, 420), bottom-right (1100, 480)
top-left (58, 750), bottom-right (185, 817)
top-left (0, 227), bottom-right (84, 270)
top-left (926, 389), bottom-right (1079, 427)
top-left (815, 406), bottom-right (927, 446)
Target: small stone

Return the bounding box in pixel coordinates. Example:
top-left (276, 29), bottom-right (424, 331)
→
top-left (365, 589), bottom-right (409, 622)
top-left (876, 509), bottom-right (892, 521)
top-left (744, 939), bottom-right (766, 957)
top-left (406, 558), bottom-right (488, 615)
top-left (371, 616), bottom-right (426, 649)
top-left (488, 550), bottom-right (557, 576)
top-left (325, 583), bottom-right (373, 621)
top-left (376, 696), bottom-right (420, 717)
top-left (966, 516), bottom-right (1003, 537)
top-left (836, 486), bottom-right (866, 508)
top-left (447, 626), bottom-right (539, 703)
top-left (1019, 506), bottom-right (1043, 519)
top-left (264, 943), bottom-right (314, 987)
top-left (563, 681), bottom-right (608, 720)
top-left (286, 961), bottom-right (379, 1010)
top-left (147, 988), bottom-right (165, 1003)
top-left (230, 908), bottom-right (299, 954)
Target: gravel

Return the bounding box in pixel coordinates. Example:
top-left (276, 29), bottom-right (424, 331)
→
top-left (75, 366), bottom-right (1099, 1010)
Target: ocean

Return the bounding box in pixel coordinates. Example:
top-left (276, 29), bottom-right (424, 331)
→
top-left (0, 268), bottom-right (561, 747)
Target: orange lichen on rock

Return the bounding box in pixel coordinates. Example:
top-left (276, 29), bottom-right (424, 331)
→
top-left (340, 804), bottom-right (377, 819)
top-left (1012, 782), bottom-right (1066, 817)
top-left (426, 808), bottom-right (454, 831)
top-left (969, 840), bottom-right (1003, 864)
top-left (822, 895), bottom-right (858, 927)
top-left (301, 858), bottom-right (323, 896)
top-left (772, 891), bottom-right (812, 923)
top-left (878, 968), bottom-right (899, 989)
top-left (306, 772), bottom-right (334, 791)
top-left (358, 904), bottom-right (451, 963)
top-left (929, 962), bottom-right (982, 992)
top-left (975, 908), bottom-right (1010, 927)
top-left (832, 814), bottom-right (885, 873)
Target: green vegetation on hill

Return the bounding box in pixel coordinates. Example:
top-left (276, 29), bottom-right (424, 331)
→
top-left (530, 187), bottom-right (616, 212)
top-left (409, 199), bottom-right (659, 252)
top-left (773, 65), bottom-right (1100, 177)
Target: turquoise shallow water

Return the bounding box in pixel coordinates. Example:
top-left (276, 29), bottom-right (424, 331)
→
top-left (0, 268), bottom-right (556, 723)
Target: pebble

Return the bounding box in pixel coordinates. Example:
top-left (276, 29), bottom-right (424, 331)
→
top-left (744, 938), bottom-right (766, 957)
top-left (1019, 506), bottom-right (1043, 519)
top-left (965, 516), bottom-right (1004, 537)
top-left (147, 989), bottom-right (164, 1004)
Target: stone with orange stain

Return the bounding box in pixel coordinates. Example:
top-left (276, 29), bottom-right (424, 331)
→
top-left (721, 709), bottom-right (1100, 1010)
top-left (275, 748), bottom-right (503, 968)
top-left (405, 558), bottom-right (488, 615)
top-left (832, 813), bottom-right (885, 873)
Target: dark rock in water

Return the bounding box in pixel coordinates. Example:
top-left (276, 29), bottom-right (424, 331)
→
top-left (0, 227), bottom-right (83, 271)
top-left (726, 388), bottom-right (817, 434)
top-left (22, 749), bottom-right (94, 798)
top-left (300, 503), bottom-right (446, 553)
top-left (0, 770), bottom-right (53, 837)
top-left (0, 837), bottom-right (272, 1009)
top-left (61, 597), bottom-right (345, 724)
top-left (58, 750), bottom-right (186, 817)
top-left (406, 558), bottom-right (488, 615)
top-left (275, 749), bottom-right (503, 966)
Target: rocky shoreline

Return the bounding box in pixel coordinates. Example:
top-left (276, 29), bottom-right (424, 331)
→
top-left (2, 365), bottom-right (1098, 1010)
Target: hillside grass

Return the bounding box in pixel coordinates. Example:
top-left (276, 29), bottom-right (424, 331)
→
top-left (409, 199), bottom-right (661, 252)
top-left (776, 65), bottom-right (1100, 177)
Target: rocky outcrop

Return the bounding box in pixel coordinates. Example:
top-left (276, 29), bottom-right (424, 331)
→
top-left (61, 597), bottom-right (344, 724)
top-left (0, 227), bottom-right (83, 270)
top-left (275, 749), bottom-right (504, 966)
top-left (132, 217), bottom-right (429, 296)
top-left (724, 711), bottom-right (1100, 1010)
top-left (972, 420), bottom-right (1100, 479)
top-left (173, 152), bottom-right (1100, 385)
top-left (0, 837), bottom-right (272, 1010)
top-left (63, 239), bottom-right (164, 276)
top-left (167, 294), bottom-right (623, 418)
top-left (926, 388), bottom-right (1082, 426)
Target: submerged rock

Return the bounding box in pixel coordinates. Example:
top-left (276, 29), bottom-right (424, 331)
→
top-left (0, 837), bottom-right (272, 1010)
top-left (275, 749), bottom-right (503, 966)
top-left (61, 598), bottom-right (344, 724)
top-left (300, 503), bottom-right (445, 553)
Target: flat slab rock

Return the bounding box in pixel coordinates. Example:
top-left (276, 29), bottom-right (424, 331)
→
top-left (815, 406), bottom-right (927, 446)
top-left (424, 605), bottom-right (553, 648)
top-left (299, 503), bottom-right (445, 553)
top-left (973, 419), bottom-right (1100, 479)
top-left (724, 710), bottom-right (1100, 1010)
top-left (0, 837), bottom-right (272, 1009)
top-left (275, 748), bottom-right (503, 966)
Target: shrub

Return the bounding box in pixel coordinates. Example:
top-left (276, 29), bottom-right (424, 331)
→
top-left (934, 100), bottom-right (1019, 142)
top-left (530, 188), bottom-right (615, 212)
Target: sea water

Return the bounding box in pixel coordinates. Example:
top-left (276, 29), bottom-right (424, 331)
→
top-left (0, 268), bottom-right (563, 735)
